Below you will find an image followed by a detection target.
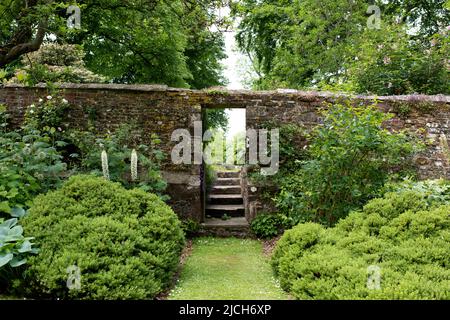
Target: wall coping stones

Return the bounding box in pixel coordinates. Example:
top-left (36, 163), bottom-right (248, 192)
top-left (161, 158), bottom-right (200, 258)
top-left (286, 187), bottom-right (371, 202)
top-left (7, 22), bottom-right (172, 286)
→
top-left (1, 83), bottom-right (449, 103)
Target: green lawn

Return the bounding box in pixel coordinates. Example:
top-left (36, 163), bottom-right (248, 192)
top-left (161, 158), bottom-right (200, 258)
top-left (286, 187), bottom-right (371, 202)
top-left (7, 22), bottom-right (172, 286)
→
top-left (168, 237), bottom-right (289, 300)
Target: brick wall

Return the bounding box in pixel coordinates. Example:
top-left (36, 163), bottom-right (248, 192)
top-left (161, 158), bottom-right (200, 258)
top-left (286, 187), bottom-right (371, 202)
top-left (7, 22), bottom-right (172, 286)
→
top-left (1, 83), bottom-right (449, 221)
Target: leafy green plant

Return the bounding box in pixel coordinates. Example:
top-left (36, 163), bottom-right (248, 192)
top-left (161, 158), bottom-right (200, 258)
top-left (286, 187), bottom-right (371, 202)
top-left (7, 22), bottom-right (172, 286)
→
top-left (221, 214), bottom-right (231, 221)
top-left (23, 94), bottom-right (70, 136)
top-left (272, 183), bottom-right (450, 299)
top-left (0, 218), bottom-right (39, 293)
top-left (250, 213), bottom-right (284, 239)
top-left (274, 101), bottom-right (422, 226)
top-left (204, 164), bottom-right (217, 189)
top-left (66, 125), bottom-right (167, 197)
top-left (248, 123), bottom-right (307, 204)
top-left (383, 178), bottom-right (450, 206)
top-left (20, 175), bottom-right (185, 299)
top-left (181, 219), bottom-right (201, 237)
top-left (0, 107), bottom-right (66, 217)
top-left (0, 69), bottom-right (7, 83)
top-left (0, 218), bottom-right (38, 269)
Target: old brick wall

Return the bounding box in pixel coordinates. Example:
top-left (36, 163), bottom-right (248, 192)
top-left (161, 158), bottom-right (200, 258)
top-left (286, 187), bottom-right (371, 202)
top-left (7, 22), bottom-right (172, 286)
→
top-left (1, 84), bottom-right (449, 221)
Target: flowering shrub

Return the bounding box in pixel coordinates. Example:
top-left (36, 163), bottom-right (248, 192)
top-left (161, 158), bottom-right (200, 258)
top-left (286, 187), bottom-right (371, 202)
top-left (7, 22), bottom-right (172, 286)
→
top-left (67, 125), bottom-right (167, 197)
top-left (24, 93), bottom-right (69, 136)
top-left (8, 44), bottom-right (107, 85)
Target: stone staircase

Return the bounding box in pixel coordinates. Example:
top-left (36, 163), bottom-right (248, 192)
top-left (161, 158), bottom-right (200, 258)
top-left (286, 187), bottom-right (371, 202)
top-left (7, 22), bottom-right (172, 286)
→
top-left (200, 170), bottom-right (249, 237)
top-left (206, 171), bottom-right (245, 218)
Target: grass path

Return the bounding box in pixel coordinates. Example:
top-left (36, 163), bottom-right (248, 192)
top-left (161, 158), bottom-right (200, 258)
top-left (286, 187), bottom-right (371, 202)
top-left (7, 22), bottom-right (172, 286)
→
top-left (168, 237), bottom-right (289, 300)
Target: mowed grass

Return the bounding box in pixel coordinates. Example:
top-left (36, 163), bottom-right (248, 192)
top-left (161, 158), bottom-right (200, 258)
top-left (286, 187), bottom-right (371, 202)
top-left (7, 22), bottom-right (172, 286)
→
top-left (168, 237), bottom-right (289, 300)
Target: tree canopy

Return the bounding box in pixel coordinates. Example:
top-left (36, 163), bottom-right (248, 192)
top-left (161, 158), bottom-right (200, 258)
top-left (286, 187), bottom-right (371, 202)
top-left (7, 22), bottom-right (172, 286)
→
top-left (232, 0), bottom-right (450, 95)
top-left (0, 0), bottom-right (228, 88)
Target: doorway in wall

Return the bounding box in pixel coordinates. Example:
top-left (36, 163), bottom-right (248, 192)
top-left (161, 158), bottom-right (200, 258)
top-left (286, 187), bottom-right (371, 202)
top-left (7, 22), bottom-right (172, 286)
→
top-left (201, 108), bottom-right (246, 222)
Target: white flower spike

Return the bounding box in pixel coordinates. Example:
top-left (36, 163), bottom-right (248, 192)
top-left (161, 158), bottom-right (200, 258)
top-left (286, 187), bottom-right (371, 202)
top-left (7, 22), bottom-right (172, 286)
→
top-left (131, 149), bottom-right (138, 181)
top-left (101, 150), bottom-right (110, 180)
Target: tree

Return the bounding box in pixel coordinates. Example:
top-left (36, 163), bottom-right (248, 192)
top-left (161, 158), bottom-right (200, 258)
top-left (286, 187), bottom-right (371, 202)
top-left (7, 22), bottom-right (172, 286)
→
top-left (232, 0), bottom-right (367, 89)
top-left (232, 0), bottom-right (450, 94)
top-left (7, 43), bottom-right (107, 85)
top-left (0, 0), bottom-right (228, 88)
top-left (0, 0), bottom-right (49, 67)
top-left (382, 0), bottom-right (450, 37)
top-left (348, 24), bottom-right (450, 95)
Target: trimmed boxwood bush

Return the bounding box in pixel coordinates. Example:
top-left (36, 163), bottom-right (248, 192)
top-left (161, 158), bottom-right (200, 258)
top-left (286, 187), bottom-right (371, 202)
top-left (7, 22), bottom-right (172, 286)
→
top-left (20, 175), bottom-right (185, 299)
top-left (272, 184), bottom-right (450, 299)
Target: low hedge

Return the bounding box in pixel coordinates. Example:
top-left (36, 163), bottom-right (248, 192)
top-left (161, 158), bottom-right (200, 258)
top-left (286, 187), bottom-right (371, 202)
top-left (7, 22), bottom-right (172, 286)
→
top-left (20, 175), bottom-right (185, 299)
top-left (272, 185), bottom-right (450, 299)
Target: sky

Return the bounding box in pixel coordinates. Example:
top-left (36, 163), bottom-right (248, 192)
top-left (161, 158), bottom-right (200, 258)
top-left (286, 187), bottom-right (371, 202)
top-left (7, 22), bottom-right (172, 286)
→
top-left (217, 7), bottom-right (249, 140)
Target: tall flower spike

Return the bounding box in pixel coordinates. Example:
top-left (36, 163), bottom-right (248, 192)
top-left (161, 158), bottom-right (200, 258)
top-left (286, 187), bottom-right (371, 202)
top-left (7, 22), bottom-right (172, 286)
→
top-left (101, 150), bottom-right (110, 180)
top-left (131, 149), bottom-right (138, 181)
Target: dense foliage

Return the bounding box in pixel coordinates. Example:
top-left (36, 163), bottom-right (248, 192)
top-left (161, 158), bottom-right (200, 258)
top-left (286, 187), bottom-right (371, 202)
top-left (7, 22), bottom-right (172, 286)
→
top-left (250, 213), bottom-right (284, 239)
top-left (20, 175), bottom-right (185, 299)
top-left (19, 94), bottom-right (168, 196)
top-left (0, 218), bottom-right (38, 269)
top-left (274, 102), bottom-right (421, 226)
top-left (0, 0), bottom-right (228, 88)
top-left (66, 125), bottom-right (168, 196)
top-left (347, 25), bottom-right (450, 95)
top-left (1, 94), bottom-right (170, 296)
top-left (0, 104), bottom-right (66, 217)
top-left (248, 123), bottom-right (306, 189)
top-left (232, 0), bottom-right (450, 94)
top-left (272, 180), bottom-right (450, 299)
top-left (7, 44), bottom-right (106, 85)
top-left (0, 102), bottom-right (66, 292)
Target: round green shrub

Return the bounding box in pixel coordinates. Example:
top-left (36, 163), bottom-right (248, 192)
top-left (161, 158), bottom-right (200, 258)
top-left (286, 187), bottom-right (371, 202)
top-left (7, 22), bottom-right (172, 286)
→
top-left (250, 213), bottom-right (284, 239)
top-left (21, 175), bottom-right (185, 299)
top-left (272, 187), bottom-right (450, 299)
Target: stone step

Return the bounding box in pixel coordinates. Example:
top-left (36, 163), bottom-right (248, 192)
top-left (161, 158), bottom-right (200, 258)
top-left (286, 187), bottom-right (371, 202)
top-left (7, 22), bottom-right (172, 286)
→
top-left (199, 217), bottom-right (250, 238)
top-left (207, 194), bottom-right (243, 205)
top-left (205, 204), bottom-right (245, 218)
top-left (214, 177), bottom-right (241, 186)
top-left (217, 171), bottom-right (240, 179)
top-left (206, 204), bottom-right (245, 211)
top-left (210, 185), bottom-right (242, 195)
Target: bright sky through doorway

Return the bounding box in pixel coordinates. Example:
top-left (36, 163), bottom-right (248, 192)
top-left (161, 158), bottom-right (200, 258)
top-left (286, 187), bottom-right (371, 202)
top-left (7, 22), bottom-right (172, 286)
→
top-left (217, 6), bottom-right (248, 140)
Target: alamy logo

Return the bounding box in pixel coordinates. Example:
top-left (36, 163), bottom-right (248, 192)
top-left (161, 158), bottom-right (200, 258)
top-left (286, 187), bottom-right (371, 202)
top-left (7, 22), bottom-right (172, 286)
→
top-left (367, 5), bottom-right (381, 30)
top-left (67, 5), bottom-right (81, 29)
top-left (367, 265), bottom-right (381, 290)
top-left (66, 265), bottom-right (81, 290)
top-left (171, 121), bottom-right (279, 175)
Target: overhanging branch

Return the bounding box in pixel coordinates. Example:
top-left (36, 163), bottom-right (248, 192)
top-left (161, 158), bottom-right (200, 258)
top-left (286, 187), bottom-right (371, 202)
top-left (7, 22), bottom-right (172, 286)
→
top-left (0, 19), bottom-right (48, 67)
